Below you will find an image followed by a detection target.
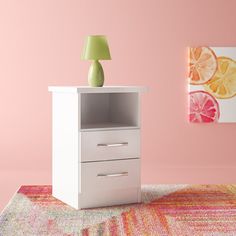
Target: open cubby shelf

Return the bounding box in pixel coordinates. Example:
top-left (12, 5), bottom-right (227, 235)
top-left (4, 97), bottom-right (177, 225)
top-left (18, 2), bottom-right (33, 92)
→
top-left (81, 93), bottom-right (139, 131)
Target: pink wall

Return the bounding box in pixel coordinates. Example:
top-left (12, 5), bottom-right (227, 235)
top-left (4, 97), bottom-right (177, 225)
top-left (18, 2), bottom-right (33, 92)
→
top-left (1, 0), bottom-right (236, 192)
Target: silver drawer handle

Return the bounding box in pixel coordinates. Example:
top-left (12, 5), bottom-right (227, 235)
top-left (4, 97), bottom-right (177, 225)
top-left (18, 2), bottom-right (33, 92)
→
top-left (97, 142), bottom-right (128, 147)
top-left (97, 172), bottom-right (128, 178)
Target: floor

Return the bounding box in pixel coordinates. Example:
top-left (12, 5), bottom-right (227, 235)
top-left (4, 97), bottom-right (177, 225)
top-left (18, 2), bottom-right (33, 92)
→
top-left (1, 184), bottom-right (236, 235)
top-left (0, 170), bottom-right (51, 213)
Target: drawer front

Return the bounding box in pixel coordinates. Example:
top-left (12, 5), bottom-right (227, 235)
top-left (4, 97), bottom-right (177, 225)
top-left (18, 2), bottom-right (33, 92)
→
top-left (80, 187), bottom-right (140, 209)
top-left (80, 159), bottom-right (141, 208)
top-left (81, 129), bottom-right (140, 162)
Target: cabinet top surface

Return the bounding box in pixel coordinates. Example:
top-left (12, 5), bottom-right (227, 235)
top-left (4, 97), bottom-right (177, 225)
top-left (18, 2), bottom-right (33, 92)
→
top-left (48, 86), bottom-right (147, 93)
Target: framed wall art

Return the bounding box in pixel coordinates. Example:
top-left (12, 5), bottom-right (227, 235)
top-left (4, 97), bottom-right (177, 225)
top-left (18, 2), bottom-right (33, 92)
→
top-left (188, 47), bottom-right (236, 123)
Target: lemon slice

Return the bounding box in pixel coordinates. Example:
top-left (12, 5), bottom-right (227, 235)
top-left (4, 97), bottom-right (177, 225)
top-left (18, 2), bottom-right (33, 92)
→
top-left (204, 57), bottom-right (236, 99)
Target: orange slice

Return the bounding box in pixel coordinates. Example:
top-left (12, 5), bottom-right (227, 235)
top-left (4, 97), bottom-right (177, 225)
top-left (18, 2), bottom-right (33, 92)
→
top-left (204, 57), bottom-right (236, 99)
top-left (189, 47), bottom-right (217, 85)
top-left (189, 91), bottom-right (220, 123)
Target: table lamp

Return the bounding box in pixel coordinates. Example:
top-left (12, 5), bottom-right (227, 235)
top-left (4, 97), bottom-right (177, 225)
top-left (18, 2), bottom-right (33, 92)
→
top-left (82, 35), bottom-right (111, 87)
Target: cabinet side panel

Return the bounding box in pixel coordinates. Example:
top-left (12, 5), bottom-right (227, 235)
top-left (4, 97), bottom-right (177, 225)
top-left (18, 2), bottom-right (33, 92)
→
top-left (52, 92), bottom-right (79, 209)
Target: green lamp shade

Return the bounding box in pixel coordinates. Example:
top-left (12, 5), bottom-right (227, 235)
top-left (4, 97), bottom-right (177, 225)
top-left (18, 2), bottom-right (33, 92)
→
top-left (82, 35), bottom-right (111, 60)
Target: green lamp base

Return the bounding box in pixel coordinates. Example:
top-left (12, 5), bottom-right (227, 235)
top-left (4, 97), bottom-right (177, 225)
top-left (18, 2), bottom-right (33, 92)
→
top-left (88, 60), bottom-right (104, 87)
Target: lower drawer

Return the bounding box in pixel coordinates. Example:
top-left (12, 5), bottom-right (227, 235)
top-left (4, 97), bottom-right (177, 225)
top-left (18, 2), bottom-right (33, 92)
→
top-left (80, 158), bottom-right (141, 208)
top-left (79, 187), bottom-right (140, 209)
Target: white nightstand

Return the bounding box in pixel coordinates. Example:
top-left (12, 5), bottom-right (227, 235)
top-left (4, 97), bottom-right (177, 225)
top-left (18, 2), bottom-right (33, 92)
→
top-left (48, 86), bottom-right (147, 209)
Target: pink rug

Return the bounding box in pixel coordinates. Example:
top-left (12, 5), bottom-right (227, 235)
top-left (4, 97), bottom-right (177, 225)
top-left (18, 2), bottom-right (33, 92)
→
top-left (1, 184), bottom-right (236, 235)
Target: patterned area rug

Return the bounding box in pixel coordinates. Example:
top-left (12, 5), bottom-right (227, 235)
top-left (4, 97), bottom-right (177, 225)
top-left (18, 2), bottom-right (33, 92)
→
top-left (1, 185), bottom-right (236, 235)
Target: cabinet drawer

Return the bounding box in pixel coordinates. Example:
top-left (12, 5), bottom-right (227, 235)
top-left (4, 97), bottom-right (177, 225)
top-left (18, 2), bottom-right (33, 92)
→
top-left (80, 129), bottom-right (140, 162)
top-left (80, 159), bottom-right (141, 208)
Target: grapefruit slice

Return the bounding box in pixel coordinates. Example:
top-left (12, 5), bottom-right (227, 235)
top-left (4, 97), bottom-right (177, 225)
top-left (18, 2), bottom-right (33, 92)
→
top-left (204, 57), bottom-right (236, 99)
top-left (189, 47), bottom-right (217, 85)
top-left (189, 91), bottom-right (220, 123)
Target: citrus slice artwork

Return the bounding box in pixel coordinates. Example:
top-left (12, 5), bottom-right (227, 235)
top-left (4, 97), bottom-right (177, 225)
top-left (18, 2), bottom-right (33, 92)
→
top-left (189, 47), bottom-right (217, 85)
top-left (189, 91), bottom-right (219, 123)
top-left (204, 57), bottom-right (236, 99)
top-left (188, 47), bottom-right (236, 123)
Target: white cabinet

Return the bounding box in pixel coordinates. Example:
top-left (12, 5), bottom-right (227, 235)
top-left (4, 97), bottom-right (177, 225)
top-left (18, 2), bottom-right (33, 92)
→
top-left (48, 86), bottom-right (146, 209)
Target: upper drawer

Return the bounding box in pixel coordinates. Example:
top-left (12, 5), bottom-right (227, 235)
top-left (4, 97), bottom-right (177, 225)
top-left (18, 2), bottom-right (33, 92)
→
top-left (80, 129), bottom-right (140, 162)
